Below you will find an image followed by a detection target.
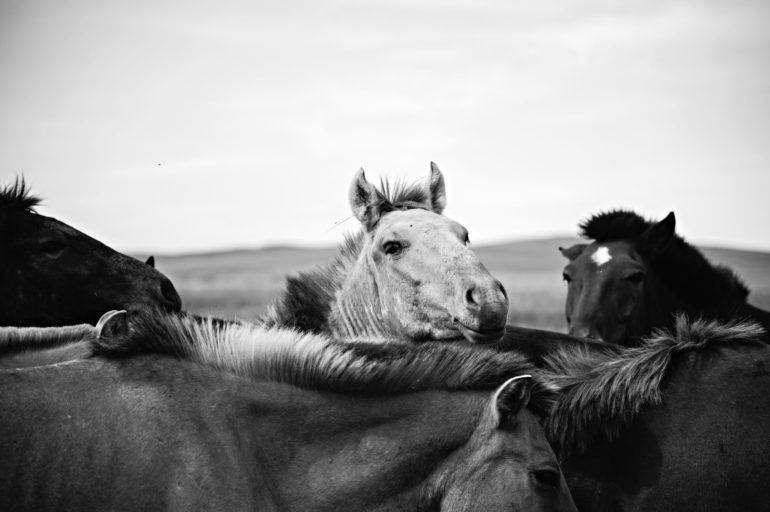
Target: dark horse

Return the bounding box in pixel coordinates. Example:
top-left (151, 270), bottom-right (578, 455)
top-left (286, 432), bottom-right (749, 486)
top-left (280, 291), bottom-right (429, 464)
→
top-left (263, 163), bottom-right (509, 344)
top-left (0, 312), bottom-right (576, 511)
top-left (0, 178), bottom-right (182, 327)
top-left (559, 210), bottom-right (770, 345)
top-left (540, 317), bottom-right (770, 512)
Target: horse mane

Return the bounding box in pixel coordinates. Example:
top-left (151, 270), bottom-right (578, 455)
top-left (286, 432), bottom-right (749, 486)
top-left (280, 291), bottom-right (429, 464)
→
top-left (261, 177), bottom-right (434, 333)
top-left (0, 177), bottom-right (42, 213)
top-left (0, 324), bottom-right (96, 355)
top-left (541, 316), bottom-right (765, 456)
top-left (90, 312), bottom-right (557, 415)
top-left (580, 210), bottom-right (750, 307)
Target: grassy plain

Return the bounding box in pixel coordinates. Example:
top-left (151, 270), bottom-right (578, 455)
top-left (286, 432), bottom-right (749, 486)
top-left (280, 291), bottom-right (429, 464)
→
top-left (149, 238), bottom-right (770, 333)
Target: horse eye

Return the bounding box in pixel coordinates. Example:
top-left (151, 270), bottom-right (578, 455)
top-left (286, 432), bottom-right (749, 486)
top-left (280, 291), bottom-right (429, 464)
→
top-left (626, 271), bottom-right (645, 284)
top-left (39, 240), bottom-right (65, 257)
top-left (383, 241), bottom-right (403, 256)
top-left (562, 273), bottom-right (572, 284)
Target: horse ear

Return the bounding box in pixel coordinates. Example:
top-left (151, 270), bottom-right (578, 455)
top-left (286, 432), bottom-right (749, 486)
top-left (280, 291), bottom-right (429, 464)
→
top-left (145, 256), bottom-right (155, 268)
top-left (349, 168), bottom-right (381, 231)
top-left (641, 212), bottom-right (676, 258)
top-left (96, 310), bottom-right (129, 340)
top-left (559, 244), bottom-right (587, 261)
top-left (492, 375), bottom-right (532, 427)
top-left (427, 162), bottom-right (447, 214)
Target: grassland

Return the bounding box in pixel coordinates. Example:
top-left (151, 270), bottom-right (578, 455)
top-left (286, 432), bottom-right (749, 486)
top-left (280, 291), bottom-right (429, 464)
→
top-left (149, 238), bottom-right (770, 333)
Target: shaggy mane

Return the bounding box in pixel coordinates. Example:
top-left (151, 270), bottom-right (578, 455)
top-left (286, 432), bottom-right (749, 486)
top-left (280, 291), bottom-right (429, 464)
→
top-left (580, 210), bottom-right (749, 307)
top-left (91, 312), bottom-right (556, 415)
top-left (0, 324), bottom-right (96, 355)
top-left (0, 177), bottom-right (42, 213)
top-left (261, 177), bottom-right (435, 333)
top-left (541, 316), bottom-right (765, 456)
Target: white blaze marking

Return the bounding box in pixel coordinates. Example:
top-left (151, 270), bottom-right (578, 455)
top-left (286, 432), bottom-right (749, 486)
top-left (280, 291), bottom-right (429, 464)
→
top-left (591, 246), bottom-right (612, 267)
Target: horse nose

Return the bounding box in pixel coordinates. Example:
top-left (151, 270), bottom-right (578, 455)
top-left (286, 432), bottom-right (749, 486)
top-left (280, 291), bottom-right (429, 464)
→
top-left (569, 325), bottom-right (603, 342)
top-left (463, 280), bottom-right (508, 322)
top-left (160, 277), bottom-right (182, 312)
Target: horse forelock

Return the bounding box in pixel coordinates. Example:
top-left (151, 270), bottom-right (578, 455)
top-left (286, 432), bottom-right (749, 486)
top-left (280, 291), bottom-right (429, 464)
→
top-left (377, 177), bottom-right (431, 211)
top-left (580, 209), bottom-right (750, 307)
top-left (92, 312), bottom-right (556, 409)
top-left (0, 177), bottom-right (42, 213)
top-left (541, 316), bottom-right (765, 456)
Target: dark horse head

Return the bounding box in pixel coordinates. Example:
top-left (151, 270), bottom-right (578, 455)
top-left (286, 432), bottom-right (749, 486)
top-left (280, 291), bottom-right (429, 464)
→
top-left (558, 210), bottom-right (759, 346)
top-left (0, 178), bottom-right (182, 326)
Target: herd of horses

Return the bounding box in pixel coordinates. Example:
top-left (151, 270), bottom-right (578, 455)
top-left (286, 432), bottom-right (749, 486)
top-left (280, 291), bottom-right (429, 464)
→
top-left (1, 167), bottom-right (768, 512)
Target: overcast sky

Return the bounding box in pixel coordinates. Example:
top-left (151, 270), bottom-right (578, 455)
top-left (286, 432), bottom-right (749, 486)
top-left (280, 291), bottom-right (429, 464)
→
top-left (1, 0), bottom-right (768, 253)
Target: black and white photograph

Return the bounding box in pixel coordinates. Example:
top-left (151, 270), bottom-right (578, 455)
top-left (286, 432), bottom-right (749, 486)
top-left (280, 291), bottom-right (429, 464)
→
top-left (1, 1), bottom-right (768, 510)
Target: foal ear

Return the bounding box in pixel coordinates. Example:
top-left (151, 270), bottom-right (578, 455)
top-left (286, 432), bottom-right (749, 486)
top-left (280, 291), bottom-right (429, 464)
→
top-left (641, 211), bottom-right (676, 258)
top-left (427, 162), bottom-right (447, 214)
top-left (145, 256), bottom-right (155, 268)
top-left (492, 375), bottom-right (532, 427)
top-left (349, 168), bottom-right (382, 231)
top-left (559, 244), bottom-right (587, 261)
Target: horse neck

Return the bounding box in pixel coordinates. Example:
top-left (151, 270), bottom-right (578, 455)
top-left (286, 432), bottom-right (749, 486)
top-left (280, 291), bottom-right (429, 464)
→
top-left (246, 385), bottom-right (481, 510)
top-left (640, 272), bottom-right (687, 338)
top-left (329, 250), bottom-right (392, 340)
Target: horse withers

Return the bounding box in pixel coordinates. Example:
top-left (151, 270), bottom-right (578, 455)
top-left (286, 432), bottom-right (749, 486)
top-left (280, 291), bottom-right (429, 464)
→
top-left (559, 209), bottom-right (770, 345)
top-left (0, 178), bottom-right (182, 327)
top-left (0, 311), bottom-right (576, 512)
top-left (264, 163), bottom-right (509, 344)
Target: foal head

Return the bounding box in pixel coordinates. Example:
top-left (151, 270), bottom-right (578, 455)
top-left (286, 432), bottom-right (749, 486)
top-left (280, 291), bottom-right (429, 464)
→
top-left (559, 212), bottom-right (677, 345)
top-left (340, 163), bottom-right (508, 343)
top-left (439, 376), bottom-right (576, 512)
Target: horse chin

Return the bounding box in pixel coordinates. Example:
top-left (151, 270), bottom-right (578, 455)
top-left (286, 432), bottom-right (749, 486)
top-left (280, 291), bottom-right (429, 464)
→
top-left (454, 322), bottom-right (506, 344)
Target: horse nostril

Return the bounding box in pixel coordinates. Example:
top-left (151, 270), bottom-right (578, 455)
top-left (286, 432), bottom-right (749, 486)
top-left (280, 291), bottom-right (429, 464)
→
top-left (532, 468), bottom-right (560, 490)
top-left (465, 286), bottom-right (477, 307)
top-left (497, 282), bottom-right (508, 301)
top-left (160, 278), bottom-right (182, 312)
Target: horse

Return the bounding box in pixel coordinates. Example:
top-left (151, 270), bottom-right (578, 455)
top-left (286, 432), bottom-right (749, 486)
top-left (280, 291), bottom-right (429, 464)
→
top-left (559, 209), bottom-right (770, 345)
top-left (262, 163), bottom-right (509, 344)
top-left (0, 177), bottom-right (182, 327)
top-left (0, 311), bottom-right (577, 512)
top-left (539, 316), bottom-right (770, 512)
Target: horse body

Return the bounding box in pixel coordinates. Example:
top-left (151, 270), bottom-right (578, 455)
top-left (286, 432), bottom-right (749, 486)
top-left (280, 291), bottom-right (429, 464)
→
top-left (0, 178), bottom-right (182, 327)
top-left (0, 312), bottom-right (576, 511)
top-left (264, 163), bottom-right (508, 344)
top-left (560, 210), bottom-right (770, 345)
top-left (542, 318), bottom-right (770, 512)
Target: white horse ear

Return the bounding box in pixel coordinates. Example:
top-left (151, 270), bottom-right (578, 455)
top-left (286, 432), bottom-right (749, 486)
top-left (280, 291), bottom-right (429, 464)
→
top-left (427, 162), bottom-right (447, 214)
top-left (349, 168), bottom-right (381, 231)
top-left (491, 375), bottom-right (532, 427)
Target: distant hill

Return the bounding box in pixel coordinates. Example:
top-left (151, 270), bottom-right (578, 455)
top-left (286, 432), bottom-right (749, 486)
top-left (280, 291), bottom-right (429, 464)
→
top-left (148, 237), bottom-right (770, 332)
